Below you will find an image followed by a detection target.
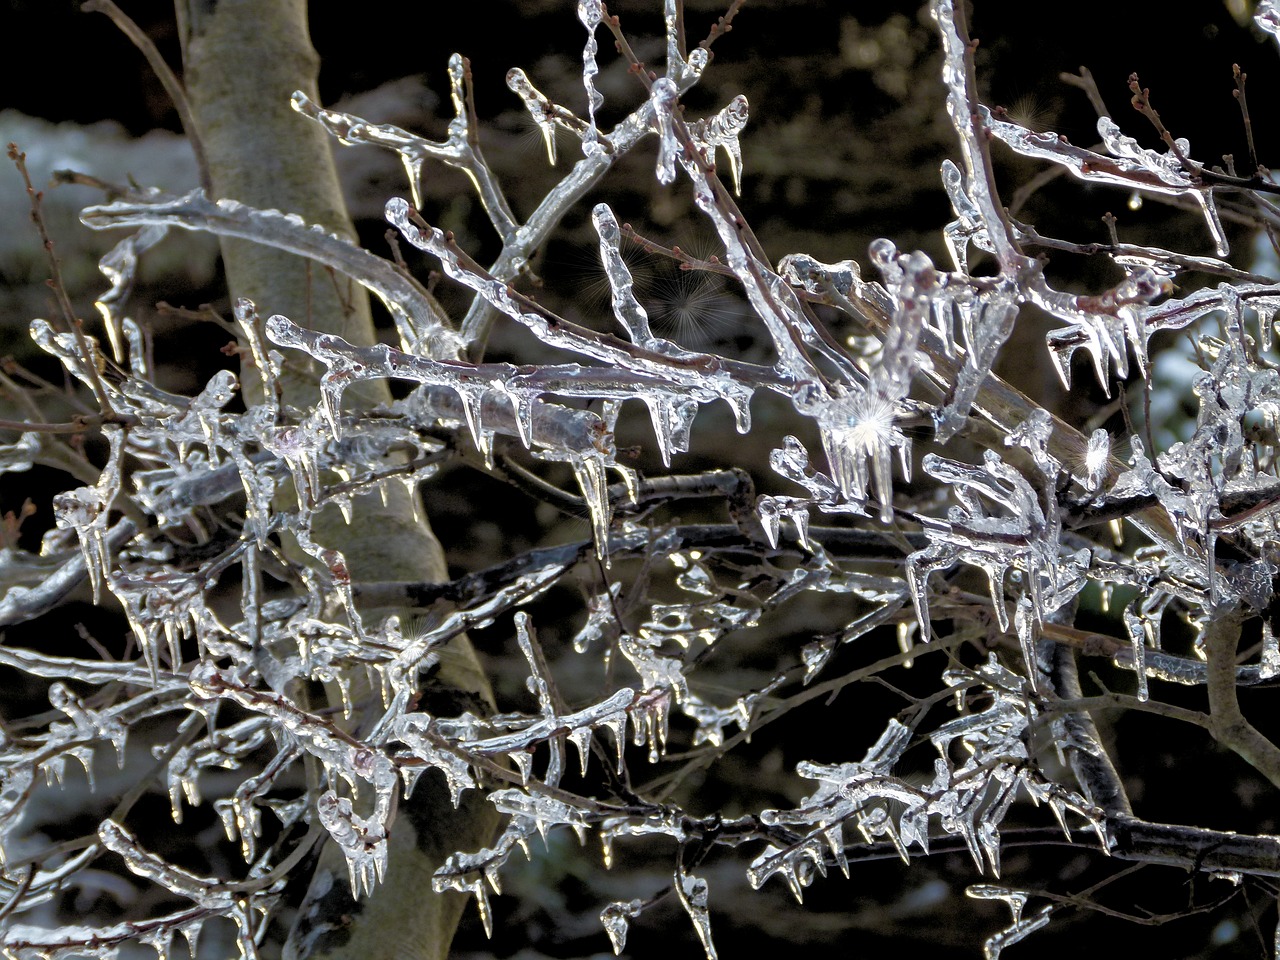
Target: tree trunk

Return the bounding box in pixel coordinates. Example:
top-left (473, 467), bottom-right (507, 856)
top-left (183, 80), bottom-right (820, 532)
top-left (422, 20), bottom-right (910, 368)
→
top-left (174, 3), bottom-right (498, 958)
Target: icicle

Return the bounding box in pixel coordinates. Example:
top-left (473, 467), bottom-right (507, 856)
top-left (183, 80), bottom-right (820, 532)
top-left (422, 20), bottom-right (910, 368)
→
top-left (601, 899), bottom-right (644, 955)
top-left (675, 867), bottom-right (718, 960)
top-left (1083, 429), bottom-right (1110, 494)
top-left (507, 67), bottom-right (561, 164)
top-left (571, 452), bottom-right (612, 559)
top-left (472, 877), bottom-right (495, 938)
top-left (651, 77), bottom-right (681, 185)
top-left (689, 95), bottom-right (749, 196)
top-left (1013, 598), bottom-right (1040, 692)
top-left (578, 0), bottom-right (606, 158)
top-left (1122, 605), bottom-right (1151, 702)
top-left (93, 224), bottom-right (168, 364)
top-left (593, 203), bottom-right (656, 345)
top-left (233, 299), bottom-right (280, 410)
top-left (602, 715), bottom-right (627, 775)
top-left (643, 395), bottom-right (700, 467)
top-left (52, 427), bottom-right (125, 606)
top-left (317, 791), bottom-right (387, 898)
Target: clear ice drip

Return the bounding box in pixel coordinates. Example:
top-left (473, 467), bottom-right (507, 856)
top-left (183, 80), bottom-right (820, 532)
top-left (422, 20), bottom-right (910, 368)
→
top-left (688, 95), bottom-right (749, 197)
top-left (592, 203), bottom-right (657, 347)
top-left (317, 791), bottom-right (387, 897)
top-left (796, 384), bottom-right (911, 524)
top-left (92, 223), bottom-right (168, 363)
top-left (291, 63), bottom-right (519, 243)
top-left (577, 0), bottom-right (606, 158)
top-left (600, 898), bottom-right (644, 955)
top-left (675, 867), bottom-right (718, 960)
top-left (507, 67), bottom-right (586, 165)
top-left (650, 77), bottom-right (681, 187)
top-left (52, 427), bottom-right (124, 605)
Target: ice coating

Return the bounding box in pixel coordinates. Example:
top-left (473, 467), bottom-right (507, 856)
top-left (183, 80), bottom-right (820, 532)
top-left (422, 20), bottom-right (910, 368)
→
top-left (52, 427), bottom-right (124, 605)
top-left (650, 77), bottom-right (681, 186)
top-left (968, 886), bottom-right (1053, 960)
top-left (689, 95), bottom-right (749, 196)
top-left (600, 898), bottom-right (644, 954)
top-left (577, 0), bottom-right (606, 158)
top-left (292, 62), bottom-right (520, 244)
top-left (82, 187), bottom-right (464, 358)
top-left (506, 67), bottom-right (583, 165)
top-left (907, 450), bottom-right (1065, 644)
top-left (940, 159), bottom-right (989, 274)
top-left (982, 105), bottom-right (1228, 257)
top-left (93, 222), bottom-right (168, 363)
top-left (0, 431), bottom-right (39, 475)
top-left (754, 658), bottom-right (1103, 902)
top-left (675, 867), bottom-right (718, 960)
top-left (9, 1), bottom-right (1280, 957)
top-left (592, 202), bottom-right (656, 346)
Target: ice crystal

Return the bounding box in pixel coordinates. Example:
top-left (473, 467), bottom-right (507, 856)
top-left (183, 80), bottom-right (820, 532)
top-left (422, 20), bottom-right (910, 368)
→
top-left (577, 0), bottom-right (606, 158)
top-left (688, 95), bottom-right (749, 196)
top-left (600, 898), bottom-right (644, 955)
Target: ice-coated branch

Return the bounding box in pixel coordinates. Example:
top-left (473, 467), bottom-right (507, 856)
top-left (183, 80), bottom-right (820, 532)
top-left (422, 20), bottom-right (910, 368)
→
top-left (291, 67), bottom-right (518, 241)
top-left (459, 16), bottom-right (718, 352)
top-left (80, 189), bottom-right (461, 358)
top-left (383, 199), bottom-right (776, 391)
top-left (983, 107), bottom-right (1228, 256)
top-left (264, 313), bottom-right (755, 451)
top-left (931, 0), bottom-right (1025, 273)
top-left (99, 819), bottom-right (255, 907)
top-left (0, 518), bottom-right (137, 628)
top-left (506, 68), bottom-right (589, 165)
top-left (650, 78), bottom-right (828, 384)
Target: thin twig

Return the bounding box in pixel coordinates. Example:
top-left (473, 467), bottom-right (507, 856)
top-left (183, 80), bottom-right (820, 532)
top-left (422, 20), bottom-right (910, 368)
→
top-left (1233, 63), bottom-right (1259, 175)
top-left (1128, 73), bottom-right (1187, 163)
top-left (7, 145), bottom-right (117, 418)
top-left (1060, 66), bottom-right (1109, 118)
top-left (82, 0), bottom-right (212, 193)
